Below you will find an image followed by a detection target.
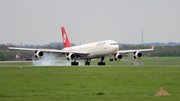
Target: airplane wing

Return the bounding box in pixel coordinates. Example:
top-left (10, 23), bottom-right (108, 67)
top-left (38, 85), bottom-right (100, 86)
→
top-left (117, 46), bottom-right (154, 53)
top-left (3, 44), bottom-right (90, 55)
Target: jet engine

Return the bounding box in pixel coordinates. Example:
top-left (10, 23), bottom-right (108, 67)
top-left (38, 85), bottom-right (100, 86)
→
top-left (134, 52), bottom-right (142, 59)
top-left (34, 50), bottom-right (44, 58)
top-left (66, 53), bottom-right (76, 60)
top-left (114, 53), bottom-right (123, 61)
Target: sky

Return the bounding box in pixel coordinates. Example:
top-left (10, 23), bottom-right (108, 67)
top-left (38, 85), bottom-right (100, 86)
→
top-left (0, 0), bottom-right (180, 45)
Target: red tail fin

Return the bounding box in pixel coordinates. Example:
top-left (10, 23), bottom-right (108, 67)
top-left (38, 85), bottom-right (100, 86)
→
top-left (61, 27), bottom-right (71, 48)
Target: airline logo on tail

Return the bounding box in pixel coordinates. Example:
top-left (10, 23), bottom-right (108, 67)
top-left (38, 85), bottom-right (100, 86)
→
top-left (61, 27), bottom-right (71, 48)
top-left (63, 34), bottom-right (66, 43)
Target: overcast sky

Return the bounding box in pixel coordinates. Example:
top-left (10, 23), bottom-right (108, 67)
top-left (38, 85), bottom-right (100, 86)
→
top-left (0, 0), bottom-right (180, 45)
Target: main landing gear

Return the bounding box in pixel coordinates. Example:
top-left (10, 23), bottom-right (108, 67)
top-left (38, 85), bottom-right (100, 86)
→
top-left (70, 57), bottom-right (106, 66)
top-left (85, 59), bottom-right (91, 66)
top-left (98, 56), bottom-right (106, 66)
top-left (71, 59), bottom-right (79, 66)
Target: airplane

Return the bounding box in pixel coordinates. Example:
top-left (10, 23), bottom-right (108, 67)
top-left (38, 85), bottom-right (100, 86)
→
top-left (3, 27), bottom-right (154, 66)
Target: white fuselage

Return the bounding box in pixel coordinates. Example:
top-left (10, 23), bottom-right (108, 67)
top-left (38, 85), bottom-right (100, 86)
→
top-left (62, 40), bottom-right (119, 59)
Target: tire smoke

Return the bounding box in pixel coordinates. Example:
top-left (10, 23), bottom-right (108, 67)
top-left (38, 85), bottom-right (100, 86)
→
top-left (32, 53), bottom-right (70, 66)
top-left (32, 53), bottom-right (83, 66)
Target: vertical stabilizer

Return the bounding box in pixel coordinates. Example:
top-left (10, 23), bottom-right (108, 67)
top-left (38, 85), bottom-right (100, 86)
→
top-left (61, 27), bottom-right (71, 48)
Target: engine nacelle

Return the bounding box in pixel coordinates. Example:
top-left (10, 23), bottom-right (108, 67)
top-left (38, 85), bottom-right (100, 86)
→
top-left (114, 54), bottom-right (123, 61)
top-left (66, 53), bottom-right (76, 60)
top-left (34, 50), bottom-right (44, 58)
top-left (134, 52), bottom-right (142, 59)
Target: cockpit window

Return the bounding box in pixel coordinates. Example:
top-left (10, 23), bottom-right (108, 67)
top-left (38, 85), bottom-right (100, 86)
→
top-left (110, 43), bottom-right (118, 45)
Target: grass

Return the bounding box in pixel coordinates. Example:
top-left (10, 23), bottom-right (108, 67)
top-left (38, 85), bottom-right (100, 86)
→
top-left (137, 57), bottom-right (180, 65)
top-left (0, 61), bottom-right (33, 66)
top-left (0, 65), bottom-right (180, 101)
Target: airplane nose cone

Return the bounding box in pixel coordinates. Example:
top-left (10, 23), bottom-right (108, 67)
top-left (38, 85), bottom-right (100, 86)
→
top-left (116, 45), bottom-right (119, 51)
top-left (112, 45), bottom-right (119, 52)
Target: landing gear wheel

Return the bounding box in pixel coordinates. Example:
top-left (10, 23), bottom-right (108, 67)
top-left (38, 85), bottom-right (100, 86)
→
top-left (109, 58), bottom-right (113, 61)
top-left (98, 56), bottom-right (106, 66)
top-left (98, 62), bottom-right (106, 66)
top-left (85, 62), bottom-right (90, 66)
top-left (85, 59), bottom-right (91, 66)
